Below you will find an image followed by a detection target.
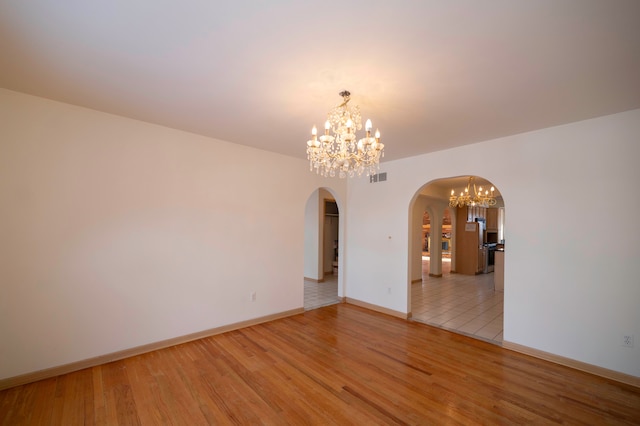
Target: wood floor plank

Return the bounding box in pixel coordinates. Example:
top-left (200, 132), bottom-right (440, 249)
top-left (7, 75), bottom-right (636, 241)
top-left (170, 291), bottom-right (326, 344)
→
top-left (1, 303), bottom-right (639, 425)
top-left (91, 366), bottom-right (107, 425)
top-left (101, 361), bottom-right (141, 425)
top-left (0, 378), bottom-right (57, 425)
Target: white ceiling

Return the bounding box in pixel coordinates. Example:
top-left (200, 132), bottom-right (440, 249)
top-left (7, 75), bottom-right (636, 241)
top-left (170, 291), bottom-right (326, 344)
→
top-left (1, 1), bottom-right (639, 162)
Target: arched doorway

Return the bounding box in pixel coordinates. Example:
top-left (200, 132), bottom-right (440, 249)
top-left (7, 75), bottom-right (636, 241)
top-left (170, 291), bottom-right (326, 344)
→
top-left (409, 176), bottom-right (506, 344)
top-left (303, 188), bottom-right (342, 310)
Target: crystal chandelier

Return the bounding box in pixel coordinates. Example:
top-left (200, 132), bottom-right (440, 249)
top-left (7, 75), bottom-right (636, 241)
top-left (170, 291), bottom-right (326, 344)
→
top-left (449, 176), bottom-right (497, 208)
top-left (306, 90), bottom-right (384, 178)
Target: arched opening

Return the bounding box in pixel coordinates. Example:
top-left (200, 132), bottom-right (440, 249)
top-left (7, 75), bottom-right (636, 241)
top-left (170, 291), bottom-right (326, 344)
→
top-left (303, 188), bottom-right (342, 310)
top-left (409, 176), bottom-right (506, 344)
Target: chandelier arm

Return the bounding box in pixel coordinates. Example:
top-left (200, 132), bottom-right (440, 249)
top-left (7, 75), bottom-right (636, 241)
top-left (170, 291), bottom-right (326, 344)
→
top-left (448, 176), bottom-right (497, 208)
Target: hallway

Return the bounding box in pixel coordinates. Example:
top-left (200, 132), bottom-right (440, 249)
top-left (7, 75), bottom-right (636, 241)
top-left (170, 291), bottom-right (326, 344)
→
top-left (411, 257), bottom-right (503, 344)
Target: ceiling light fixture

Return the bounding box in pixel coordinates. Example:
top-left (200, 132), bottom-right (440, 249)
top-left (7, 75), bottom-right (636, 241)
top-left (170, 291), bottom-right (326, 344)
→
top-left (449, 176), bottom-right (496, 208)
top-left (306, 90), bottom-right (384, 178)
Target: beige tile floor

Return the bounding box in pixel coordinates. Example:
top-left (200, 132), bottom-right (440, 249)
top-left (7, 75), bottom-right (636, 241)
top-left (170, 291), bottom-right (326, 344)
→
top-left (411, 256), bottom-right (503, 344)
top-left (304, 257), bottom-right (503, 344)
top-left (304, 274), bottom-right (340, 310)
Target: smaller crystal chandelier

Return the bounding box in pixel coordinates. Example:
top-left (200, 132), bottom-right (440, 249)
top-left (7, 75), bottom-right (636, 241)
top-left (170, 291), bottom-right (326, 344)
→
top-left (449, 176), bottom-right (497, 208)
top-left (306, 90), bottom-right (384, 178)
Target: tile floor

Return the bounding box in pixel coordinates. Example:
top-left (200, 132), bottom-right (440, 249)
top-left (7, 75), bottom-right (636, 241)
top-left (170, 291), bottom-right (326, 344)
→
top-left (303, 257), bottom-right (503, 344)
top-left (411, 256), bottom-right (503, 344)
top-left (304, 274), bottom-right (340, 310)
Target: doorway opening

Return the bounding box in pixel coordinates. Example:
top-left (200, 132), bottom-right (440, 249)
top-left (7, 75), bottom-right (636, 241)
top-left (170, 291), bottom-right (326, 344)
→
top-left (409, 176), bottom-right (505, 344)
top-left (303, 189), bottom-right (341, 310)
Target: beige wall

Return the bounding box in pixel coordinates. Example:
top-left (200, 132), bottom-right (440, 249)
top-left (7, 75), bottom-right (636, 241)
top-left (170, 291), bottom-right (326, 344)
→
top-left (345, 109), bottom-right (640, 377)
top-left (0, 89), bottom-right (346, 380)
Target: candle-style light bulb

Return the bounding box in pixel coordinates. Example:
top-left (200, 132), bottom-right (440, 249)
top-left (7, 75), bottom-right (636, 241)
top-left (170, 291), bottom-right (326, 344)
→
top-left (375, 129), bottom-right (380, 140)
top-left (308, 126), bottom-right (318, 148)
top-left (451, 189), bottom-right (455, 196)
top-left (324, 120), bottom-right (330, 135)
top-left (365, 119), bottom-right (372, 137)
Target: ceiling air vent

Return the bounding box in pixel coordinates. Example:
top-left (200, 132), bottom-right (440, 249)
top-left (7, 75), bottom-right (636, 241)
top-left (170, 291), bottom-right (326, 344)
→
top-left (369, 172), bottom-right (387, 183)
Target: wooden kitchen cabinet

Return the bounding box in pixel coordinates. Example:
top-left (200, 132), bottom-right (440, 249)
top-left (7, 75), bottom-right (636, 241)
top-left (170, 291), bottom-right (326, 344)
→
top-left (486, 208), bottom-right (498, 231)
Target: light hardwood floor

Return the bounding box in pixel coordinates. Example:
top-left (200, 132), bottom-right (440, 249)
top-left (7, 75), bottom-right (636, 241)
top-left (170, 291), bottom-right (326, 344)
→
top-left (1, 304), bottom-right (638, 424)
